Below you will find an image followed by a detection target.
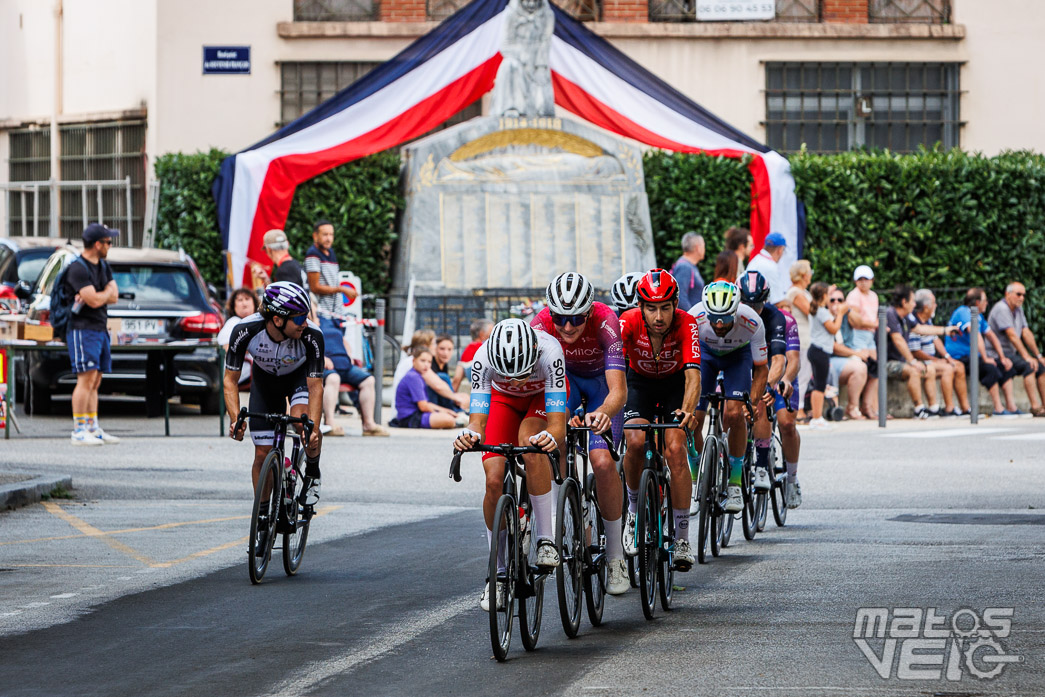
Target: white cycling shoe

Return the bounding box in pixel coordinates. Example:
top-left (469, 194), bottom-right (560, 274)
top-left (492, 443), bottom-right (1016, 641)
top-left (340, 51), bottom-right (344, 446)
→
top-left (689, 483), bottom-right (699, 515)
top-left (673, 539), bottom-right (695, 571)
top-left (480, 580), bottom-right (506, 611)
top-left (622, 512), bottom-right (637, 556)
top-left (753, 467), bottom-right (771, 491)
top-left (302, 478), bottom-right (321, 506)
top-left (724, 485), bottom-right (743, 513)
top-left (606, 559), bottom-right (629, 595)
top-left (535, 539), bottom-right (560, 569)
top-left (787, 480), bottom-right (803, 509)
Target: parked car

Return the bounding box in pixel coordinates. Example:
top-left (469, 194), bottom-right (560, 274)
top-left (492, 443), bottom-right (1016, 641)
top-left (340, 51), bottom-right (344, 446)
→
top-left (0, 236), bottom-right (76, 312)
top-left (20, 245), bottom-right (225, 414)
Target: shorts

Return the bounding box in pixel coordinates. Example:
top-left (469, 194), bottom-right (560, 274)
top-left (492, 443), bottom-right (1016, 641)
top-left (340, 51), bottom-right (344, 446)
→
top-left (390, 409), bottom-right (431, 429)
top-left (1010, 354), bottom-right (1045, 378)
top-left (248, 366), bottom-right (310, 446)
top-left (807, 344), bottom-right (831, 393)
top-left (958, 355), bottom-right (1007, 389)
top-left (67, 329), bottom-right (111, 374)
top-left (566, 370), bottom-right (624, 451)
top-left (696, 347), bottom-right (753, 411)
top-left (828, 355), bottom-right (850, 388)
top-left (482, 389), bottom-right (549, 462)
top-left (624, 370), bottom-right (686, 422)
top-left (886, 360), bottom-right (908, 378)
top-left (771, 380), bottom-right (799, 412)
top-left (326, 362), bottom-right (371, 389)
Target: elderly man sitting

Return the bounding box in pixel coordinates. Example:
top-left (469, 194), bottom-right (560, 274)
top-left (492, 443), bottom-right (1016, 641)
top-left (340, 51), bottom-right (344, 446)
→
top-left (908, 289), bottom-right (970, 416)
top-left (988, 282), bottom-right (1045, 416)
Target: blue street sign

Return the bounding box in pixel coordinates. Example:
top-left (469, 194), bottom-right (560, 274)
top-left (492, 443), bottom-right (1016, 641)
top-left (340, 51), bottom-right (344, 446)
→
top-left (203, 46), bottom-right (251, 75)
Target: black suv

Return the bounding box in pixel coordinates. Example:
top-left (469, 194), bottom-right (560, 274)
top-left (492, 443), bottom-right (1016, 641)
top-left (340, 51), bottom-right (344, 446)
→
top-left (21, 246), bottom-right (225, 414)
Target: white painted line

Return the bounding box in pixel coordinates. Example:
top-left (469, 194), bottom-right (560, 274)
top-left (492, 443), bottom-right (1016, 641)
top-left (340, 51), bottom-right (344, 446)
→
top-left (116, 576), bottom-right (133, 580)
top-left (993, 432), bottom-right (1045, 441)
top-left (22, 602), bottom-right (50, 608)
top-left (262, 594), bottom-right (473, 696)
top-left (50, 593), bottom-right (78, 599)
top-left (0, 611), bottom-right (23, 617)
top-left (881, 427), bottom-right (1014, 439)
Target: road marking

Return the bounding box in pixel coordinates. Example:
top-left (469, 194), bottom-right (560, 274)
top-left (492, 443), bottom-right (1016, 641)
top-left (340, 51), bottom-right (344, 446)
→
top-left (0, 514), bottom-right (251, 547)
top-left (0, 611), bottom-right (23, 617)
top-left (881, 427), bottom-right (1014, 438)
top-left (41, 502), bottom-right (159, 567)
top-left (5, 564), bottom-right (137, 569)
top-left (49, 593), bottom-right (77, 599)
top-left (993, 432), bottom-right (1045, 441)
top-left (22, 602), bottom-right (50, 608)
top-left (153, 537), bottom-right (247, 568)
top-left (262, 594), bottom-right (473, 696)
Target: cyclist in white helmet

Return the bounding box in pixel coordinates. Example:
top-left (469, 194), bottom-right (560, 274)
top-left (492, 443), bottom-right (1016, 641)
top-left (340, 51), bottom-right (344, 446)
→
top-left (453, 318), bottom-right (568, 611)
top-left (688, 280), bottom-right (769, 513)
top-left (610, 272), bottom-right (644, 316)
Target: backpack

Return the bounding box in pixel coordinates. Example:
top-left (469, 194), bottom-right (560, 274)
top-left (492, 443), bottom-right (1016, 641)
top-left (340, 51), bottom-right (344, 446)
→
top-left (50, 256), bottom-right (91, 342)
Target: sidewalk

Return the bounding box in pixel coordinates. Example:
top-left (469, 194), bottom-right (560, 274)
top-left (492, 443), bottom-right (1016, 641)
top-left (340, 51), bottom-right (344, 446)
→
top-left (0, 472), bottom-right (74, 511)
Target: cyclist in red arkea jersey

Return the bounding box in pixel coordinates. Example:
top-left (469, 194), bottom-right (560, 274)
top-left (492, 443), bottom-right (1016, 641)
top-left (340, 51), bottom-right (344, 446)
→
top-left (618, 269), bottom-right (702, 571)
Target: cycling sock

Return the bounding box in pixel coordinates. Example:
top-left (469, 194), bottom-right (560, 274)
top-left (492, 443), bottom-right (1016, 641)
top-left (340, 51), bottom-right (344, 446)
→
top-left (729, 456), bottom-right (744, 486)
top-left (305, 454), bottom-right (321, 480)
top-left (755, 438), bottom-right (770, 469)
top-left (529, 491), bottom-right (553, 542)
top-left (786, 461), bottom-right (798, 483)
top-left (603, 516), bottom-right (623, 561)
top-left (73, 413), bottom-right (88, 432)
top-left (627, 486), bottom-right (638, 515)
top-left (673, 508), bottom-right (689, 542)
top-left (486, 528), bottom-right (506, 573)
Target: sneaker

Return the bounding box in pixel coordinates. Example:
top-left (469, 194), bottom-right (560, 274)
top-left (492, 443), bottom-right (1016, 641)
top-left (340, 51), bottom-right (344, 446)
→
top-left (724, 485), bottom-right (743, 513)
top-left (1013, 409), bottom-right (1032, 419)
top-left (535, 539), bottom-right (560, 569)
top-left (927, 405), bottom-right (942, 417)
top-left (994, 410), bottom-right (1019, 419)
top-left (71, 429), bottom-right (104, 446)
top-left (622, 512), bottom-right (637, 556)
top-left (673, 539), bottom-right (695, 571)
top-left (88, 428), bottom-right (120, 444)
top-left (606, 559), bottom-right (629, 595)
top-left (913, 406), bottom-right (930, 420)
top-left (302, 477), bottom-right (321, 505)
top-left (319, 423), bottom-right (333, 435)
top-left (454, 412), bottom-right (469, 428)
top-left (480, 580), bottom-right (506, 611)
top-left (787, 480), bottom-right (803, 509)
top-left (948, 408), bottom-right (964, 418)
top-left (808, 417), bottom-right (833, 430)
top-left (753, 467), bottom-right (770, 491)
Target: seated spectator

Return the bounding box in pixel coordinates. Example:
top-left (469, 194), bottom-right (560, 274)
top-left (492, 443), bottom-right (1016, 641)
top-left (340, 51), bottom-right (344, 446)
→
top-left (885, 284), bottom-right (940, 418)
top-left (452, 318), bottom-right (493, 391)
top-left (845, 265), bottom-right (880, 419)
top-left (391, 329), bottom-right (468, 413)
top-left (946, 287), bottom-right (1017, 416)
top-left (826, 287), bottom-right (870, 420)
top-left (784, 260), bottom-right (813, 421)
top-left (217, 287), bottom-right (259, 388)
top-left (390, 347), bottom-right (461, 429)
top-left (712, 250), bottom-right (739, 283)
top-left (988, 282), bottom-right (1045, 417)
top-left (430, 334), bottom-right (463, 412)
top-left (910, 289), bottom-right (970, 416)
top-left (320, 319), bottom-right (390, 437)
top-left (807, 282), bottom-right (849, 429)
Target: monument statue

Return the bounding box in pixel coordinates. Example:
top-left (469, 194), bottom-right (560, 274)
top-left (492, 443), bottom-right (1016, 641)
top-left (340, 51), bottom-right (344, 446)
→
top-left (490, 0), bottom-right (555, 118)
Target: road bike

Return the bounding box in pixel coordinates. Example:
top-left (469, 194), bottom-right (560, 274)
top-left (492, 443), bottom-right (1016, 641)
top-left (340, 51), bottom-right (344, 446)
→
top-left (693, 374), bottom-right (732, 563)
top-left (235, 407), bottom-right (315, 585)
top-left (741, 398), bottom-right (765, 541)
top-left (767, 390), bottom-right (792, 528)
top-left (450, 444), bottom-right (561, 662)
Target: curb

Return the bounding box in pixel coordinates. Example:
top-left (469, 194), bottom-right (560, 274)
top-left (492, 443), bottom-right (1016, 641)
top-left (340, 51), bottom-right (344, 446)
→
top-left (1, 475), bottom-right (74, 511)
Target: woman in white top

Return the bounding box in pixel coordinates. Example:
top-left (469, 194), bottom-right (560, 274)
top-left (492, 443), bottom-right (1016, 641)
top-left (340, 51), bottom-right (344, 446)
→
top-left (784, 260), bottom-right (814, 419)
top-left (806, 282), bottom-right (850, 429)
top-left (217, 288), bottom-right (260, 386)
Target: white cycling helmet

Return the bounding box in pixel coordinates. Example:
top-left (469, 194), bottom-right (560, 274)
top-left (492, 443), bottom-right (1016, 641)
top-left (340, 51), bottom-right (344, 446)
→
top-left (546, 272), bottom-right (594, 316)
top-left (487, 318), bottom-right (539, 379)
top-left (610, 272), bottom-right (643, 312)
top-left (702, 280), bottom-right (741, 321)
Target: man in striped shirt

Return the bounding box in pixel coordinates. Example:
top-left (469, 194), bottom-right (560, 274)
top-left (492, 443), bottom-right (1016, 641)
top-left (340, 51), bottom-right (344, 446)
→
top-left (305, 220), bottom-right (355, 332)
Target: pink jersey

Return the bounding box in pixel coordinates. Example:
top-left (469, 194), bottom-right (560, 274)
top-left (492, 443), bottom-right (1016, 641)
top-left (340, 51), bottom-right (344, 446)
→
top-left (531, 302), bottom-right (626, 378)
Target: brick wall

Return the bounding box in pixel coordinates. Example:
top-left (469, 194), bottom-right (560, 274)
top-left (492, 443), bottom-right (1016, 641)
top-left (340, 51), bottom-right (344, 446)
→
top-left (822, 0), bottom-right (868, 23)
top-left (380, 0), bottom-right (427, 22)
top-left (601, 0), bottom-right (649, 22)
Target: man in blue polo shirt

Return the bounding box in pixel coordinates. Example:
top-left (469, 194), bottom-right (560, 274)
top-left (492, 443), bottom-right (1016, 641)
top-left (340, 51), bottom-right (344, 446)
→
top-left (945, 287), bottom-right (1016, 416)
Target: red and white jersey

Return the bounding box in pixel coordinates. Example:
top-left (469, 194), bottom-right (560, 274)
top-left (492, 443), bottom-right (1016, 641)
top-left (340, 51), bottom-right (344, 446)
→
top-left (469, 329), bottom-right (568, 414)
top-left (618, 307), bottom-right (701, 379)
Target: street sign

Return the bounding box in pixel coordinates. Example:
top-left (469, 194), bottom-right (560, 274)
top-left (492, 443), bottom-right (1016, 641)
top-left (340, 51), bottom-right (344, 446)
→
top-left (697, 1), bottom-right (775, 21)
top-left (203, 46), bottom-right (251, 75)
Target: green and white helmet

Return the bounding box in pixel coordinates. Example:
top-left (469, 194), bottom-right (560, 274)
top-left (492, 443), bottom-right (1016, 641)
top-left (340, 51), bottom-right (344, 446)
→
top-left (702, 280), bottom-right (741, 322)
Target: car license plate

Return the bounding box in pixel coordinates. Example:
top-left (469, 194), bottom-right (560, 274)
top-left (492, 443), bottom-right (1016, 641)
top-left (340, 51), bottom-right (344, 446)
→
top-left (122, 318), bottom-right (165, 336)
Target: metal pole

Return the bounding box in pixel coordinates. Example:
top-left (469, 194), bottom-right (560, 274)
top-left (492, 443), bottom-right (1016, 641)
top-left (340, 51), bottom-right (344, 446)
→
top-left (81, 183), bottom-right (88, 231)
top-left (970, 305), bottom-right (980, 425)
top-left (374, 298), bottom-right (386, 426)
top-left (96, 184), bottom-right (103, 225)
top-left (124, 176), bottom-right (132, 246)
top-left (218, 347), bottom-right (225, 438)
top-left (32, 185), bottom-right (40, 237)
top-left (20, 190), bottom-right (27, 236)
top-left (877, 307), bottom-right (888, 428)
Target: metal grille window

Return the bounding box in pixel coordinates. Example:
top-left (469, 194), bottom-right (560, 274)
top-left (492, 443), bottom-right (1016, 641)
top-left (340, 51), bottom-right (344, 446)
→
top-left (869, 0), bottom-right (950, 24)
top-left (427, 0), bottom-right (599, 21)
top-left (651, 0), bottom-right (819, 23)
top-left (293, 0), bottom-right (376, 21)
top-left (7, 129), bottom-right (52, 235)
top-left (764, 62), bottom-right (960, 154)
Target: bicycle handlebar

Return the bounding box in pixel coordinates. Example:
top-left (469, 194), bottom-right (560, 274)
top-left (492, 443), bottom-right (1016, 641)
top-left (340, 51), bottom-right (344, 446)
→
top-left (568, 406), bottom-right (620, 461)
top-left (778, 381), bottom-right (796, 413)
top-left (449, 445), bottom-right (561, 484)
top-left (234, 407), bottom-right (315, 440)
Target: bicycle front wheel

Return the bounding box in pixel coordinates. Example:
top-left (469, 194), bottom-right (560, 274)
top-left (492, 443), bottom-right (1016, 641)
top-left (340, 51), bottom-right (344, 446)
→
top-left (248, 451), bottom-right (282, 584)
top-left (696, 440), bottom-right (715, 564)
top-left (637, 470), bottom-right (659, 620)
top-left (489, 495), bottom-right (518, 662)
top-left (584, 472), bottom-right (607, 627)
top-left (741, 450), bottom-right (757, 542)
top-left (517, 502), bottom-right (544, 652)
top-left (658, 475), bottom-right (675, 612)
top-left (770, 432), bottom-right (788, 527)
top-left (555, 478), bottom-right (583, 638)
top-left (282, 450), bottom-right (311, 576)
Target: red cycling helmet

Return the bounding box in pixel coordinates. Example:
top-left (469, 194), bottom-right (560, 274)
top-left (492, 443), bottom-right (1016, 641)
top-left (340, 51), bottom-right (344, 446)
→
top-left (636, 268), bottom-right (679, 304)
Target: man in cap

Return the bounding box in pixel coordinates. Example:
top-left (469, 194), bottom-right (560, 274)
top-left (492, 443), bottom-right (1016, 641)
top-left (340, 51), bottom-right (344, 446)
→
top-left (251, 229), bottom-right (307, 289)
top-left (745, 232), bottom-right (788, 305)
top-left (67, 223), bottom-right (120, 445)
top-left (845, 264), bottom-right (880, 418)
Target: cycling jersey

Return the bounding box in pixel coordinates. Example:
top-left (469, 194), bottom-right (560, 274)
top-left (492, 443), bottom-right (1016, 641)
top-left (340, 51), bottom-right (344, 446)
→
top-left (782, 309), bottom-right (800, 353)
top-left (531, 302), bottom-right (625, 377)
top-left (618, 307), bottom-right (701, 379)
top-left (225, 313), bottom-right (325, 379)
top-left (469, 329), bottom-right (568, 414)
top-left (758, 303), bottom-right (787, 360)
top-left (689, 303), bottom-right (768, 364)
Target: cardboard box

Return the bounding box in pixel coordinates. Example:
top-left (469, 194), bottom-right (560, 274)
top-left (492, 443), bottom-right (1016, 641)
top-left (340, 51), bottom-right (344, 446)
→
top-left (22, 322), bottom-right (53, 342)
top-left (0, 315), bottom-right (25, 341)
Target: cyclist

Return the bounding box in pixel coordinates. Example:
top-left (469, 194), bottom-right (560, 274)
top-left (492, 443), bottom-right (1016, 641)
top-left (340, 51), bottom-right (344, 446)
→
top-left (738, 271), bottom-right (788, 493)
top-left (452, 319), bottom-right (567, 611)
top-left (610, 271), bottom-right (643, 316)
top-left (224, 282), bottom-right (325, 506)
top-left (531, 272), bottom-right (629, 595)
top-left (689, 280), bottom-right (768, 513)
top-left (619, 269), bottom-right (701, 571)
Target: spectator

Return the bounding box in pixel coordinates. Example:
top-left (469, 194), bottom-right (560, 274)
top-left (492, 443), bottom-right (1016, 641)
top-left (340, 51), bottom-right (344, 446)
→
top-left (988, 282), bottom-right (1045, 417)
top-left (807, 282), bottom-right (849, 429)
top-left (319, 319), bottom-right (389, 437)
top-left (452, 318), bottom-right (493, 391)
top-left (217, 287), bottom-right (260, 389)
top-left (430, 334), bottom-right (463, 412)
top-left (910, 289), bottom-right (970, 416)
top-left (391, 329), bottom-right (467, 413)
top-left (724, 226), bottom-right (753, 277)
top-left (389, 347), bottom-right (460, 429)
top-left (712, 250), bottom-right (739, 283)
top-left (845, 265), bottom-right (881, 419)
top-left (745, 232), bottom-right (788, 306)
top-left (261, 229), bottom-right (307, 287)
top-left (305, 220), bottom-right (354, 331)
top-left (945, 288), bottom-right (1015, 416)
top-left (826, 287), bottom-right (870, 420)
top-left (885, 284), bottom-right (941, 418)
top-left (669, 232), bottom-right (705, 311)
top-left (784, 260), bottom-right (814, 420)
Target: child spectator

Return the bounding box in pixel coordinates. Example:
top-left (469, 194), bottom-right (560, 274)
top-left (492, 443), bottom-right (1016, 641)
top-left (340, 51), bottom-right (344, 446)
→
top-left (430, 334), bottom-right (463, 412)
top-left (390, 347), bottom-right (460, 429)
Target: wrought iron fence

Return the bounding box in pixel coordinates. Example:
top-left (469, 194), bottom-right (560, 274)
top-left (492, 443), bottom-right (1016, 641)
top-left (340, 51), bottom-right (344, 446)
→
top-left (869, 0), bottom-right (950, 24)
top-left (293, 0), bottom-right (377, 21)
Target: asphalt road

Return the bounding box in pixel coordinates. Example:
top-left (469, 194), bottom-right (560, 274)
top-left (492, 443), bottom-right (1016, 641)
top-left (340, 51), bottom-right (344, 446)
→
top-left (1, 407), bottom-right (1044, 696)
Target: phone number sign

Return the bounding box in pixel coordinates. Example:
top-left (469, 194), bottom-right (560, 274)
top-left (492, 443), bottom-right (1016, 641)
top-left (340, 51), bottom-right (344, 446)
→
top-left (697, 1), bottom-right (775, 20)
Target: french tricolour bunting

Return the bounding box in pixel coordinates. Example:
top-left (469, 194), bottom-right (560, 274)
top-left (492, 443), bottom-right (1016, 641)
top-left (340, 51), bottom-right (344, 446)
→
top-left (212, 0), bottom-right (797, 287)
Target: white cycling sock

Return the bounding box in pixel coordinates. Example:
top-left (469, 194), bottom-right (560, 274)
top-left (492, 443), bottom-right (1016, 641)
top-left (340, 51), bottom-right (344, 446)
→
top-left (786, 460), bottom-right (798, 482)
top-left (673, 508), bottom-right (690, 542)
top-left (603, 516), bottom-right (623, 561)
top-left (627, 486), bottom-right (638, 515)
top-left (530, 491), bottom-right (553, 542)
top-left (486, 528), bottom-right (506, 573)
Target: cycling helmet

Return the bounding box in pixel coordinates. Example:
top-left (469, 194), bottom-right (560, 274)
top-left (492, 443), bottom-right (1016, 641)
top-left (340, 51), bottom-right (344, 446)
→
top-left (739, 270), bottom-right (771, 305)
top-left (487, 318), bottom-right (539, 379)
top-left (636, 269), bottom-right (679, 304)
top-left (702, 280), bottom-right (741, 322)
top-left (610, 272), bottom-right (643, 312)
top-left (546, 272), bottom-right (595, 315)
top-left (261, 281), bottom-right (311, 319)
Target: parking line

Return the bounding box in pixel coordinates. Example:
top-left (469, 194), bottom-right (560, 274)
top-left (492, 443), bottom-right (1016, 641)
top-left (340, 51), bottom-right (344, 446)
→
top-left (41, 501), bottom-right (158, 567)
top-left (0, 514), bottom-right (251, 548)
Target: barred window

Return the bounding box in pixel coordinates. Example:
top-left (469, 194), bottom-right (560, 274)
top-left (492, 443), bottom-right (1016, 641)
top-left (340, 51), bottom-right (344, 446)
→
top-left (427, 0), bottom-right (599, 21)
top-left (293, 0), bottom-right (376, 21)
top-left (764, 62), bottom-right (961, 154)
top-left (869, 0), bottom-right (950, 24)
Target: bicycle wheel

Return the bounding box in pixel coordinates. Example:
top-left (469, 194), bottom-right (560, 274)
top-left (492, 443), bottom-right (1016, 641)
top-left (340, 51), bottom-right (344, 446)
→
top-left (517, 502), bottom-right (544, 652)
top-left (282, 450), bottom-right (311, 576)
top-left (770, 432), bottom-right (789, 527)
top-left (712, 444), bottom-right (730, 555)
top-left (741, 449), bottom-right (757, 542)
top-left (636, 470), bottom-right (659, 620)
top-left (248, 451), bottom-right (282, 584)
top-left (695, 440), bottom-right (715, 564)
top-left (489, 495), bottom-right (518, 662)
top-left (620, 468), bottom-right (639, 589)
top-left (657, 475), bottom-right (675, 611)
top-left (555, 478), bottom-right (583, 638)
top-left (583, 473), bottom-right (607, 627)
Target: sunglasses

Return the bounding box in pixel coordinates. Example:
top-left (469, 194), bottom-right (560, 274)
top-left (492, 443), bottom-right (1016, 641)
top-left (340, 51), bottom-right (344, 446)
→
top-left (552, 312), bottom-right (588, 327)
top-left (288, 313), bottom-right (308, 326)
top-left (1014, 292), bottom-right (1025, 297)
top-left (829, 297), bottom-right (843, 303)
top-left (98, 239), bottom-right (114, 246)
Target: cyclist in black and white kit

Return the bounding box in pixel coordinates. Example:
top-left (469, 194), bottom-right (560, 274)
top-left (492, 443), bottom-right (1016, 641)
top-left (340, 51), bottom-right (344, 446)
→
top-left (224, 282), bottom-right (325, 504)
